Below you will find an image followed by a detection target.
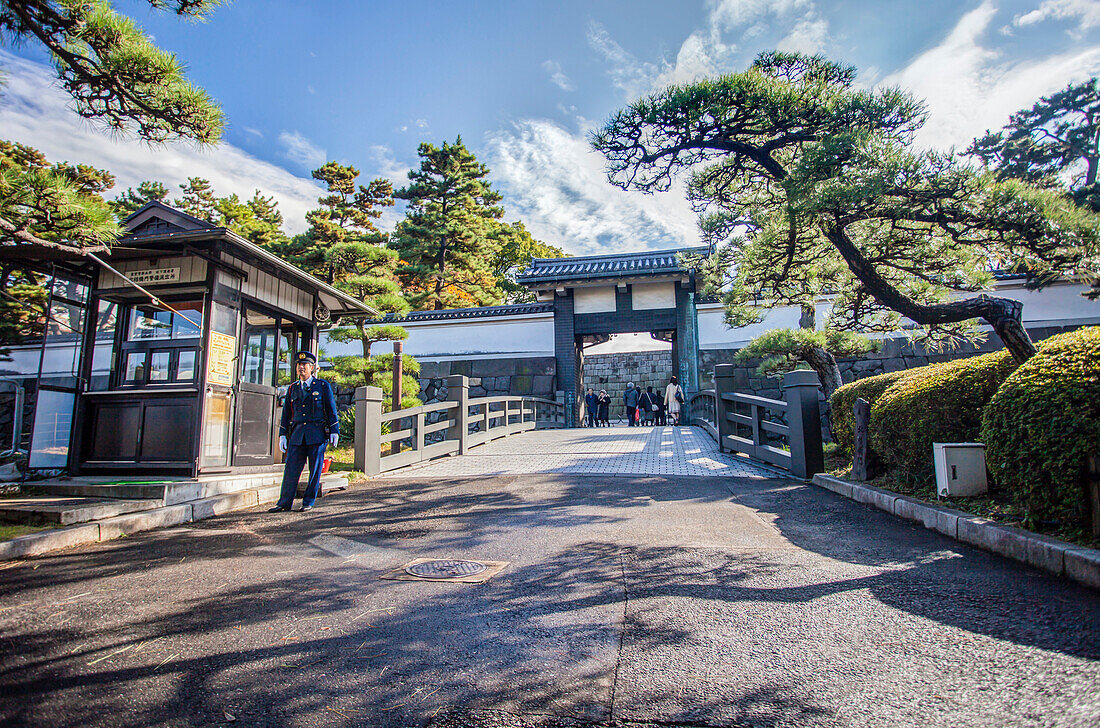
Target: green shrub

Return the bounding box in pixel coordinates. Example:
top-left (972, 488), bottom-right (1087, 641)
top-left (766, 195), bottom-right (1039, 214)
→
top-left (870, 350), bottom-right (1019, 483)
top-left (830, 370), bottom-right (913, 457)
top-left (338, 408), bottom-right (355, 444)
top-left (981, 327), bottom-right (1100, 527)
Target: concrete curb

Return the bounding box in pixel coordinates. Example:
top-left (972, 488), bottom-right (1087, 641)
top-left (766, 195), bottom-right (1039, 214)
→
top-left (0, 477), bottom-right (347, 562)
top-left (812, 474), bottom-right (1100, 591)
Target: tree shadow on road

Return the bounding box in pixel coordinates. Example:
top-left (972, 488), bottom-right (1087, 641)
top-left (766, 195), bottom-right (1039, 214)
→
top-left (1, 473), bottom-right (1098, 727)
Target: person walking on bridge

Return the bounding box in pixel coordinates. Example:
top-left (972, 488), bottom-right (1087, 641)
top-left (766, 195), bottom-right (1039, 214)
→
top-left (269, 350), bottom-right (339, 513)
top-left (624, 382), bottom-right (640, 426)
top-left (664, 375), bottom-right (684, 426)
top-left (584, 387), bottom-right (598, 428)
top-left (597, 389), bottom-right (611, 426)
top-left (641, 386), bottom-right (659, 425)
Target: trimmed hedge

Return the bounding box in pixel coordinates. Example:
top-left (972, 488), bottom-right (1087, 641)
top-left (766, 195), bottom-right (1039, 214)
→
top-left (830, 370), bottom-right (913, 458)
top-left (870, 350), bottom-right (1019, 483)
top-left (981, 327), bottom-right (1100, 526)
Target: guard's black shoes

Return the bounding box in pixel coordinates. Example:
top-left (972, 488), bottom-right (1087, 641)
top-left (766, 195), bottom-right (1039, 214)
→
top-left (299, 505), bottom-right (313, 512)
top-left (268, 506), bottom-right (290, 512)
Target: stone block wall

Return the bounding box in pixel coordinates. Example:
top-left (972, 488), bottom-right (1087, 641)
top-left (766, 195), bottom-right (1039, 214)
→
top-left (697, 324), bottom-right (1087, 400)
top-left (416, 356), bottom-right (558, 404)
top-left (582, 350), bottom-right (674, 415)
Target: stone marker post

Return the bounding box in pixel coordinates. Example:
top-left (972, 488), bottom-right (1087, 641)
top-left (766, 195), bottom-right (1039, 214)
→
top-left (354, 385), bottom-right (383, 476)
top-left (852, 397), bottom-right (871, 481)
top-left (1088, 453), bottom-right (1100, 539)
top-left (782, 370), bottom-right (824, 479)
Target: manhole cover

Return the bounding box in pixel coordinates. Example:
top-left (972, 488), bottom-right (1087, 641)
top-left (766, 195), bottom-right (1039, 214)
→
top-left (405, 559), bottom-right (488, 579)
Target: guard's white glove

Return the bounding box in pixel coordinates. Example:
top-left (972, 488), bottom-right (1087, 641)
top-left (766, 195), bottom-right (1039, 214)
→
top-left (329, 434), bottom-right (340, 447)
top-left (279, 436), bottom-right (287, 453)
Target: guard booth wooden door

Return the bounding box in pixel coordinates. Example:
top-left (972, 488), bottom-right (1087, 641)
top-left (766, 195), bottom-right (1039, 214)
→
top-left (232, 306), bottom-right (311, 466)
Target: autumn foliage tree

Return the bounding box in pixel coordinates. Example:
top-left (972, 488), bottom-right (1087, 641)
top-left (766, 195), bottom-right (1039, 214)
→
top-left (593, 52), bottom-right (1100, 364)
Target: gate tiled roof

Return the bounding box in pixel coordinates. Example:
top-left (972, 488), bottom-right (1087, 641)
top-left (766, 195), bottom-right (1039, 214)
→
top-left (374, 302), bottom-right (553, 323)
top-left (518, 247), bottom-right (708, 285)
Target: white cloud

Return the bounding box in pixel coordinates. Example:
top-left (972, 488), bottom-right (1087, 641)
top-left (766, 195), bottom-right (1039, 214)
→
top-left (589, 1), bottom-right (828, 100)
top-left (541, 60), bottom-right (575, 91)
top-left (882, 1), bottom-right (1100, 152)
top-left (708, 0), bottom-right (814, 31)
top-left (0, 51), bottom-right (324, 234)
top-left (485, 119), bottom-right (699, 256)
top-left (278, 130), bottom-right (326, 170)
top-left (1014, 0), bottom-right (1100, 31)
top-left (586, 21), bottom-right (663, 99)
top-left (776, 17), bottom-right (829, 54)
top-left (368, 144), bottom-right (410, 186)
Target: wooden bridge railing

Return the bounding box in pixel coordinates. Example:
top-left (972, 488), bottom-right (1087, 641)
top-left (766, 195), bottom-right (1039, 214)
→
top-left (694, 366), bottom-right (824, 479)
top-left (353, 374), bottom-right (565, 476)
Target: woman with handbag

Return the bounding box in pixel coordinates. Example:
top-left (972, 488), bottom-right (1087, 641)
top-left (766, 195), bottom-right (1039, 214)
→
top-left (664, 375), bottom-right (684, 426)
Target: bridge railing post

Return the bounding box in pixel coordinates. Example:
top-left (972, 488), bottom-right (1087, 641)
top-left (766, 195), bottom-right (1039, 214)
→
top-left (714, 364), bottom-right (737, 453)
top-left (446, 374), bottom-right (470, 455)
top-left (354, 385), bottom-right (383, 476)
top-left (783, 369), bottom-right (824, 479)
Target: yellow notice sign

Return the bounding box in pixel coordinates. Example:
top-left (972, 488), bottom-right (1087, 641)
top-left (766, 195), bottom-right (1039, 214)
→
top-left (207, 331), bottom-right (236, 386)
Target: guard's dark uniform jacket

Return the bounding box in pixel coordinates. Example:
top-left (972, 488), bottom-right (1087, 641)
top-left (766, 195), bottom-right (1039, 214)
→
top-left (274, 374), bottom-right (339, 511)
top-left (279, 377), bottom-right (339, 445)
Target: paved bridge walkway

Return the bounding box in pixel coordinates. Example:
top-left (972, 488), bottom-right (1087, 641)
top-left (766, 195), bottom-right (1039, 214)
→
top-left (381, 425), bottom-right (779, 478)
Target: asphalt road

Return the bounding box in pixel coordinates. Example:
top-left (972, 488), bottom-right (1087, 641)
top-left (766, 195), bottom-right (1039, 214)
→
top-left (1, 473), bottom-right (1098, 728)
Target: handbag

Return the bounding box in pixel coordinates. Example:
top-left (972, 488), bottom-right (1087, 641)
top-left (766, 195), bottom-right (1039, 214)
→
top-left (675, 387), bottom-right (684, 404)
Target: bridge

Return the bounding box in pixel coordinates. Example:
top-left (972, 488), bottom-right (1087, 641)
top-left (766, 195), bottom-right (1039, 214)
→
top-left (351, 367), bottom-right (825, 480)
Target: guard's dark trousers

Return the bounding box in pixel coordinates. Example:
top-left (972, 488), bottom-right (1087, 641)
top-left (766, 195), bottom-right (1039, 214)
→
top-left (276, 441), bottom-right (327, 509)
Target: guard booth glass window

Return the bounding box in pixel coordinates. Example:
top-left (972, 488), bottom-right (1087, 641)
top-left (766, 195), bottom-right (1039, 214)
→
top-left (119, 300), bottom-right (203, 386)
top-left (242, 309), bottom-right (278, 385)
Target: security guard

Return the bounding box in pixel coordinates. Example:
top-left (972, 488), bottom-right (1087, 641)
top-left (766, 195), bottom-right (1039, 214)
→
top-left (269, 350), bottom-right (339, 512)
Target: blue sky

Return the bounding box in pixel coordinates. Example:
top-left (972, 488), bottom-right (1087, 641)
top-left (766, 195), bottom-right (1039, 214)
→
top-left (1, 0), bottom-right (1098, 255)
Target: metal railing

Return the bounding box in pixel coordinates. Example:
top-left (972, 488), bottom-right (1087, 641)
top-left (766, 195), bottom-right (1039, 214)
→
top-left (354, 375), bottom-right (565, 476)
top-left (701, 366), bottom-right (824, 479)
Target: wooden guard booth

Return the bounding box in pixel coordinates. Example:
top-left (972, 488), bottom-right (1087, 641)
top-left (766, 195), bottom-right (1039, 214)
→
top-left (32, 201), bottom-right (372, 477)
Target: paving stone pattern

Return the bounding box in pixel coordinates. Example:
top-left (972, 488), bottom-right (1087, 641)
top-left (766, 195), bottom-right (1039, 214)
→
top-left (381, 426), bottom-right (780, 478)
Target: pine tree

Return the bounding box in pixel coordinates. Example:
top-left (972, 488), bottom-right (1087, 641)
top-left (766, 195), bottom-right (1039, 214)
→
top-left (0, 1), bottom-right (223, 144)
top-left (216, 190), bottom-right (288, 249)
top-left (174, 177), bottom-right (218, 223)
top-left (968, 79), bottom-right (1100, 211)
top-left (491, 220), bottom-right (567, 303)
top-left (592, 51), bottom-right (1100, 363)
top-left (303, 161), bottom-right (413, 393)
top-left (391, 138), bottom-right (505, 310)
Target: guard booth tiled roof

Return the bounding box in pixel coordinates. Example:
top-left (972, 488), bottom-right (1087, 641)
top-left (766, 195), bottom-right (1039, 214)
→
top-left (517, 247), bottom-right (709, 286)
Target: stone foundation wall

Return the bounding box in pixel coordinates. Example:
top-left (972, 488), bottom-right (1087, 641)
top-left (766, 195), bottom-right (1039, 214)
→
top-left (697, 324), bottom-right (1086, 400)
top-left (416, 356), bottom-right (558, 404)
top-left (581, 350), bottom-right (674, 415)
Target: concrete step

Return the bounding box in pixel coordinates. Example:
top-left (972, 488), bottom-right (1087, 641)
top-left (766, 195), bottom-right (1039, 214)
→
top-left (1, 473), bottom-right (357, 560)
top-left (4, 473), bottom-right (349, 527)
top-left (32, 472), bottom-right (286, 505)
top-left (0, 496), bottom-right (160, 526)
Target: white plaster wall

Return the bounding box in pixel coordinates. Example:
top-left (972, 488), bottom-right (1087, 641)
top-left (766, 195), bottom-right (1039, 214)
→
top-left (702, 281), bottom-right (1100, 350)
top-left (574, 287), bottom-right (616, 314)
top-left (631, 281), bottom-right (675, 310)
top-left (321, 314), bottom-right (556, 361)
top-left (698, 303), bottom-right (802, 349)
